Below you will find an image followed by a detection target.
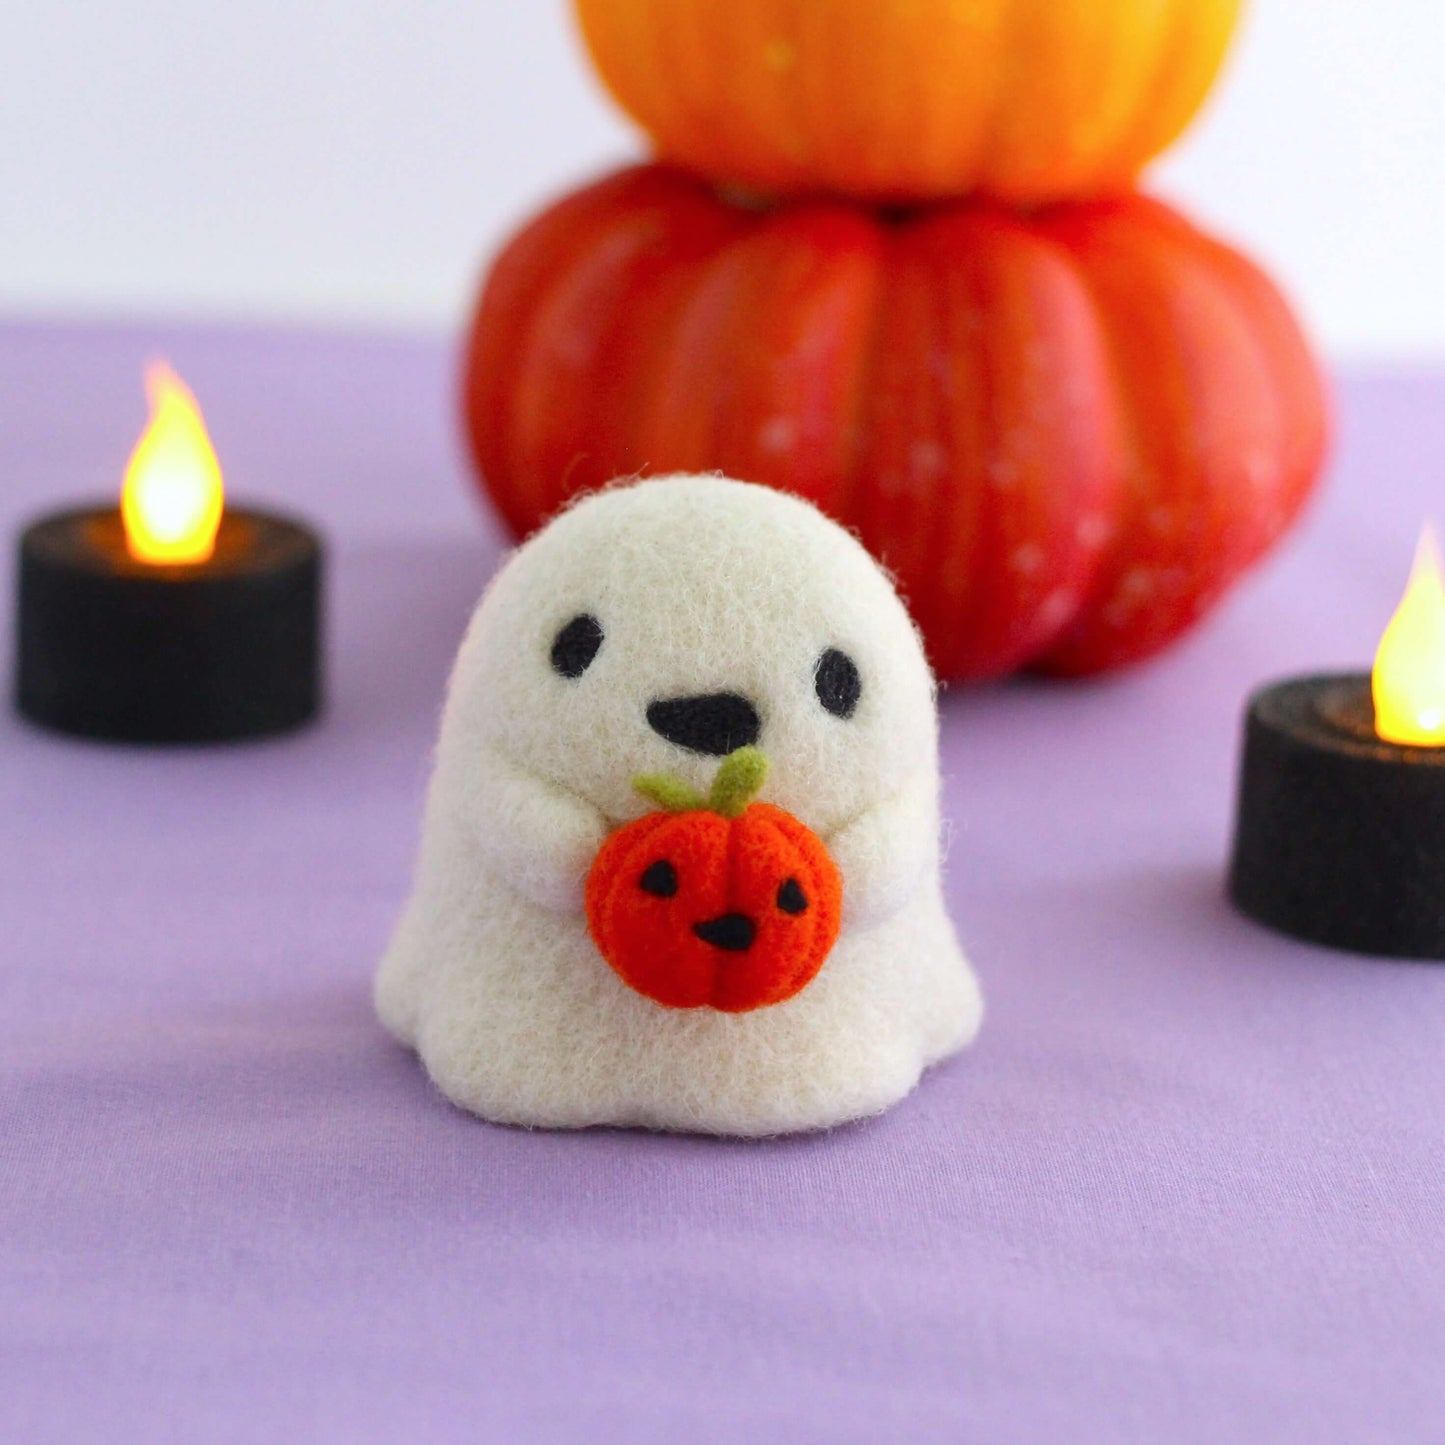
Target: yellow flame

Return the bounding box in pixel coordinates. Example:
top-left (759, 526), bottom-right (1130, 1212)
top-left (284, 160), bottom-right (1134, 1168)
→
top-left (120, 362), bottom-right (224, 565)
top-left (1373, 525), bottom-right (1445, 746)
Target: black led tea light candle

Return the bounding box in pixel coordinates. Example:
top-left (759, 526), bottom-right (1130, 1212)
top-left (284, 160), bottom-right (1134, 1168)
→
top-left (15, 364), bottom-right (321, 744)
top-left (1229, 529), bottom-right (1445, 959)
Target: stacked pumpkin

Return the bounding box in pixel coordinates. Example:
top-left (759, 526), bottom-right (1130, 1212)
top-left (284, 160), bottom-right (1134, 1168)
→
top-left (463, 0), bottom-right (1329, 681)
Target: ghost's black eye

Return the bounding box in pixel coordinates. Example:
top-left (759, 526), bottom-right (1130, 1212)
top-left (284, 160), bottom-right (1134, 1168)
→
top-left (551, 614), bottom-right (604, 679)
top-left (777, 878), bottom-right (807, 914)
top-left (639, 860), bottom-right (678, 898)
top-left (814, 648), bottom-right (861, 719)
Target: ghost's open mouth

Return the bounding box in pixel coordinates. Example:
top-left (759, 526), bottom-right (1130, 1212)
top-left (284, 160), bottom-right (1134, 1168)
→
top-left (646, 692), bottom-right (762, 756)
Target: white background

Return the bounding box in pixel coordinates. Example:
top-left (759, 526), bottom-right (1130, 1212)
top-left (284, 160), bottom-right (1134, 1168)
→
top-left (1, 1), bottom-right (1439, 360)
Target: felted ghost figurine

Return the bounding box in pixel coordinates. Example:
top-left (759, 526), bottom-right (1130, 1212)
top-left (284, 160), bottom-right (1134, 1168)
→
top-left (376, 475), bottom-right (982, 1135)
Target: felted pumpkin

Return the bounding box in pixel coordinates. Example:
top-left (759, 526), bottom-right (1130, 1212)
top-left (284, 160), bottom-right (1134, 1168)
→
top-left (585, 748), bottom-right (843, 1013)
top-left (463, 165), bottom-right (1330, 681)
top-left (572, 0), bottom-right (1244, 204)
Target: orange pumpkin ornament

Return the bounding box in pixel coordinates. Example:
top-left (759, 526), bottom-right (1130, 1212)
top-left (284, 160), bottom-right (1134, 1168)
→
top-left (586, 748), bottom-right (843, 1013)
top-left (572, 0), bottom-right (1244, 205)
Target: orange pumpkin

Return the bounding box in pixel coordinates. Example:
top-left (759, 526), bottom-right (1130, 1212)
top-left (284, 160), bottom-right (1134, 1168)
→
top-left (572, 0), bottom-right (1244, 204)
top-left (463, 165), bottom-right (1330, 681)
top-left (585, 749), bottom-right (843, 1013)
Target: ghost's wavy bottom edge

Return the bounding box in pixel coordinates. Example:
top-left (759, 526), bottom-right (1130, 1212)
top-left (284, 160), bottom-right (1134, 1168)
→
top-left (386, 983), bottom-right (983, 1139)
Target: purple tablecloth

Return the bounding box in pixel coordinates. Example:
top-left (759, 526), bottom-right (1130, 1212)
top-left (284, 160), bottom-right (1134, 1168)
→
top-left (4, 321), bottom-right (1444, 1444)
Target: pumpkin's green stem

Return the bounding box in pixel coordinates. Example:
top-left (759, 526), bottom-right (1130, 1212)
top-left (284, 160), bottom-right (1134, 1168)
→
top-left (708, 747), bottom-right (769, 819)
top-left (632, 747), bottom-right (770, 817)
top-left (632, 773), bottom-right (708, 813)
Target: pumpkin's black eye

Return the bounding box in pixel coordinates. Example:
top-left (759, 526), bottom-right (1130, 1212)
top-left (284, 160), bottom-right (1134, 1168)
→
top-left (777, 878), bottom-right (807, 915)
top-left (639, 860), bottom-right (678, 898)
top-left (551, 614), bottom-right (603, 678)
top-left (814, 648), bottom-right (861, 719)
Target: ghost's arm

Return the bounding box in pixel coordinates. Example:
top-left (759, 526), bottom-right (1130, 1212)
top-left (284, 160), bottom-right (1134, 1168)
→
top-left (826, 769), bottom-right (940, 930)
top-left (460, 749), bottom-right (609, 914)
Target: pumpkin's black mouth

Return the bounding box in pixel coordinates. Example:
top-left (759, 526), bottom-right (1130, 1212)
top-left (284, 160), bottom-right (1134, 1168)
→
top-left (692, 913), bottom-right (757, 952)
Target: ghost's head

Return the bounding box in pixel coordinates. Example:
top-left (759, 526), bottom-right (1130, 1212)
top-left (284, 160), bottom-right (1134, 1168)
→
top-left (447, 476), bottom-right (937, 830)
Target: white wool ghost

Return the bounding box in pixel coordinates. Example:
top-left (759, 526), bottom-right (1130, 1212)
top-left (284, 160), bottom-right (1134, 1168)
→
top-left (376, 476), bottom-right (982, 1135)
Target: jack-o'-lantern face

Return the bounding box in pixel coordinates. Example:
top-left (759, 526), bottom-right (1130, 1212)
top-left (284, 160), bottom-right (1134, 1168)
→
top-left (585, 749), bottom-right (842, 1012)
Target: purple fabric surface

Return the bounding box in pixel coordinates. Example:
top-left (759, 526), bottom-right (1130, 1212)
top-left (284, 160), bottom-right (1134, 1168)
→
top-left (3, 320), bottom-right (1445, 1444)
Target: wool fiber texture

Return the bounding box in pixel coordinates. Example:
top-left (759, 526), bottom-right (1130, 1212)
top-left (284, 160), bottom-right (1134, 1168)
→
top-left (376, 475), bottom-right (982, 1135)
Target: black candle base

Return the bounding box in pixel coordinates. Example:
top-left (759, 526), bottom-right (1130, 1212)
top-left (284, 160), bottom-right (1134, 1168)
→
top-left (16, 507), bottom-right (322, 744)
top-left (1229, 674), bottom-right (1445, 959)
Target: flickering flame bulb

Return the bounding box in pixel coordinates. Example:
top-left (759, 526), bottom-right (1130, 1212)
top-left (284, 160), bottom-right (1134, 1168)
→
top-left (1372, 525), bottom-right (1445, 746)
top-left (121, 362), bottom-right (224, 565)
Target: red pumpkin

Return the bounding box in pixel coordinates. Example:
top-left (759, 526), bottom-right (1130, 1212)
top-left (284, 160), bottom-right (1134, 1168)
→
top-left (464, 165), bottom-right (1330, 680)
top-left (585, 749), bottom-right (843, 1013)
